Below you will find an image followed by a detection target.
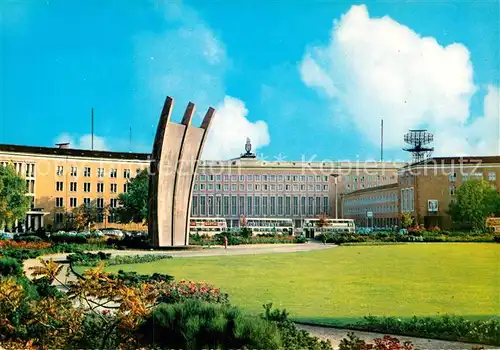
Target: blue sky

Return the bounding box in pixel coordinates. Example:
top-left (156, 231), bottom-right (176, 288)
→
top-left (1, 0), bottom-right (499, 161)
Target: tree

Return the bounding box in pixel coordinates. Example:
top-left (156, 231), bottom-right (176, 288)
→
top-left (401, 212), bottom-right (414, 228)
top-left (115, 169), bottom-right (148, 224)
top-left (72, 201), bottom-right (99, 231)
top-left (0, 164), bottom-right (30, 230)
top-left (448, 179), bottom-right (500, 231)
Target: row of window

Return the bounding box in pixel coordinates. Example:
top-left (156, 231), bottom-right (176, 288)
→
top-left (198, 174), bottom-right (329, 182)
top-left (56, 166), bottom-right (141, 178)
top-left (345, 193), bottom-right (398, 207)
top-left (448, 172), bottom-right (496, 182)
top-left (54, 211), bottom-right (118, 224)
top-left (194, 183), bottom-right (329, 192)
top-left (345, 175), bottom-right (395, 183)
top-left (400, 187), bottom-right (415, 212)
top-left (55, 197), bottom-right (119, 209)
top-left (55, 181), bottom-right (128, 193)
top-left (191, 195), bottom-right (329, 217)
top-left (347, 205), bottom-right (397, 214)
top-left (1, 162), bottom-right (36, 177)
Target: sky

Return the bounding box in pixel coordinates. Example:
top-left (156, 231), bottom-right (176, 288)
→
top-left (1, 0), bottom-right (499, 162)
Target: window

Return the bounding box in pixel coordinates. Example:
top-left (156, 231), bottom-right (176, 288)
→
top-left (239, 175), bottom-right (244, 181)
top-left (278, 184), bottom-right (284, 191)
top-left (308, 184), bottom-right (313, 191)
top-left (292, 175), bottom-right (298, 181)
top-left (316, 184), bottom-right (321, 191)
top-left (277, 196), bottom-right (284, 215)
top-left (323, 176), bottom-right (328, 182)
top-left (300, 184), bottom-right (305, 191)
top-left (70, 182), bottom-right (77, 192)
top-left (70, 198), bottom-right (77, 208)
top-left (83, 198), bottom-right (91, 207)
top-left (26, 180), bottom-right (34, 194)
top-left (323, 184), bottom-right (328, 191)
top-left (263, 184), bottom-right (268, 191)
top-left (293, 196), bottom-right (299, 215)
top-left (97, 168), bottom-right (104, 177)
top-left (200, 196), bottom-right (206, 216)
top-left (307, 176), bottom-right (313, 182)
top-left (191, 196), bottom-right (198, 216)
top-left (56, 166), bottom-right (64, 176)
top-left (110, 183), bottom-right (117, 193)
top-left (255, 184), bottom-right (260, 191)
top-left (223, 196), bottom-right (229, 216)
top-left (216, 184), bottom-right (222, 191)
top-left (285, 196), bottom-right (291, 215)
top-left (270, 175), bottom-right (276, 181)
top-left (239, 196), bottom-right (245, 216)
top-left (223, 184), bottom-right (229, 191)
top-left (254, 196), bottom-right (260, 216)
top-left (301, 175), bottom-right (306, 181)
top-left (301, 196), bottom-right (306, 215)
top-left (97, 198), bottom-right (104, 208)
top-left (124, 169), bottom-right (131, 179)
top-left (231, 196), bottom-right (237, 216)
top-left (270, 184), bottom-right (276, 191)
top-left (262, 196), bottom-right (268, 216)
top-left (84, 167), bottom-right (91, 177)
top-left (231, 184), bottom-right (237, 191)
top-left (231, 175), bottom-right (237, 181)
top-left (270, 197), bottom-right (276, 216)
top-left (97, 183), bottom-right (104, 193)
top-left (277, 175), bottom-right (283, 181)
top-left (293, 184), bottom-right (298, 191)
top-left (488, 172), bottom-right (496, 181)
top-left (308, 197), bottom-right (314, 216)
top-left (110, 169), bottom-right (117, 178)
top-left (285, 184), bottom-right (290, 191)
top-left (462, 172), bottom-right (469, 182)
top-left (56, 181), bottom-right (63, 191)
top-left (216, 175), bottom-right (221, 181)
top-left (56, 197), bottom-right (64, 208)
top-left (208, 184), bottom-right (214, 190)
top-left (247, 175), bottom-right (253, 181)
top-left (323, 197), bottom-right (328, 214)
top-left (200, 175), bottom-right (206, 181)
top-left (208, 196), bottom-right (214, 216)
top-left (110, 198), bottom-right (118, 208)
top-left (239, 184), bottom-right (244, 191)
top-left (71, 166), bottom-right (78, 177)
top-left (286, 175), bottom-right (291, 181)
top-left (247, 197), bottom-right (253, 216)
top-left (449, 186), bottom-right (456, 195)
top-left (194, 184), bottom-right (198, 191)
top-left (316, 197), bottom-right (321, 215)
top-left (224, 175), bottom-right (229, 181)
top-left (316, 176), bottom-right (321, 182)
top-left (209, 175), bottom-right (214, 181)
top-left (123, 183), bottom-right (129, 193)
top-left (215, 196), bottom-right (222, 216)
top-left (84, 183), bottom-right (91, 192)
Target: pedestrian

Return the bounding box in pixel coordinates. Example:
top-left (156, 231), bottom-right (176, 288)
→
top-left (224, 236), bottom-right (228, 250)
top-left (322, 234), bottom-right (327, 245)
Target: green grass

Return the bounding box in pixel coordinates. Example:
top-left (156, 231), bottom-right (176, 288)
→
top-left (97, 243), bottom-right (500, 325)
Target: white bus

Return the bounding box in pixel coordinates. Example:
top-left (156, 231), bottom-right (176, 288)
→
top-left (302, 218), bottom-right (355, 238)
top-left (243, 218), bottom-right (294, 235)
top-left (189, 217), bottom-right (227, 236)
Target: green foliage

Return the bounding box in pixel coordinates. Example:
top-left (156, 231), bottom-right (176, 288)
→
top-left (357, 315), bottom-right (500, 346)
top-left (158, 280), bottom-right (229, 305)
top-left (67, 251), bottom-right (111, 265)
top-left (137, 299), bottom-right (282, 350)
top-left (106, 235), bottom-right (151, 250)
top-left (239, 227), bottom-right (253, 239)
top-left (50, 233), bottom-right (88, 244)
top-left (74, 313), bottom-right (119, 350)
top-left (0, 257), bottom-right (23, 277)
top-left (68, 252), bottom-right (171, 267)
top-left (262, 303), bottom-right (332, 350)
top-left (14, 235), bottom-right (42, 242)
top-left (1, 249), bottom-right (41, 261)
top-left (109, 270), bottom-right (174, 286)
top-left (401, 212), bottom-right (414, 228)
top-left (0, 164), bottom-right (30, 229)
top-left (448, 179), bottom-right (500, 231)
top-left (338, 332), bottom-right (413, 350)
top-left (32, 277), bottom-right (63, 299)
top-left (71, 202), bottom-right (99, 231)
top-left (190, 232), bottom-right (305, 246)
top-left (115, 169), bottom-right (149, 224)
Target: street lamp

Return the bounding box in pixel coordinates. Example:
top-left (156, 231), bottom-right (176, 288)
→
top-left (331, 174), bottom-right (340, 219)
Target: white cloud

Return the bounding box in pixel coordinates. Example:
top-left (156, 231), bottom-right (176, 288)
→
top-left (54, 133), bottom-right (108, 151)
top-left (203, 96), bottom-right (270, 160)
top-left (300, 4), bottom-right (499, 156)
top-left (135, 2), bottom-right (270, 160)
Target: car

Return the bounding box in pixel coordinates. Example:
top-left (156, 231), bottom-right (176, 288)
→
top-left (103, 229), bottom-right (123, 238)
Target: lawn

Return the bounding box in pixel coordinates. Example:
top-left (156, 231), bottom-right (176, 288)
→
top-left (101, 243), bottom-right (500, 325)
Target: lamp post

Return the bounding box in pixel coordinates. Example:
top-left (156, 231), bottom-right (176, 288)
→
top-left (331, 174), bottom-right (340, 219)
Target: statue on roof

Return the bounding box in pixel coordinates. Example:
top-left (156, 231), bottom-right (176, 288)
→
top-left (241, 137), bottom-right (256, 158)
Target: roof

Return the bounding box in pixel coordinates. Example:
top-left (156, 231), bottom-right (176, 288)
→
top-left (343, 183), bottom-right (399, 197)
top-left (0, 144), bottom-right (150, 161)
top-left (402, 156), bottom-right (500, 169)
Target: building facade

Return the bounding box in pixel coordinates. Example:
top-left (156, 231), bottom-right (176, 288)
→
top-left (342, 156), bottom-right (500, 229)
top-left (0, 143), bottom-right (405, 231)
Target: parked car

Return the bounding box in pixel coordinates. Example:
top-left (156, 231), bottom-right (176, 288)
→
top-left (103, 229), bottom-right (123, 238)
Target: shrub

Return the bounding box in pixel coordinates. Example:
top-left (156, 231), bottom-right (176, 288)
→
top-left (106, 235), bottom-right (151, 249)
top-left (105, 254), bottom-right (171, 266)
top-left (339, 332), bottom-right (413, 350)
top-left (239, 227), bottom-right (253, 239)
top-left (67, 251), bottom-right (111, 265)
top-left (294, 235), bottom-right (307, 243)
top-left (1, 248), bottom-right (42, 261)
top-left (357, 315), bottom-right (500, 346)
top-left (109, 270), bottom-right (174, 286)
top-left (494, 235), bottom-right (500, 243)
top-left (158, 280), bottom-right (230, 305)
top-left (14, 235), bottom-right (42, 242)
top-left (137, 300), bottom-right (282, 350)
top-left (0, 257), bottom-right (23, 277)
top-left (0, 240), bottom-right (52, 250)
top-left (262, 304), bottom-right (332, 350)
top-left (50, 233), bottom-right (88, 244)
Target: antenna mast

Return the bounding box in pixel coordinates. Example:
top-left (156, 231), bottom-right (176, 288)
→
top-left (91, 108), bottom-right (94, 150)
top-left (403, 129), bottom-right (434, 163)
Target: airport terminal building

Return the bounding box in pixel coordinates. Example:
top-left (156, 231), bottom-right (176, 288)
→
top-left (0, 143), bottom-right (405, 231)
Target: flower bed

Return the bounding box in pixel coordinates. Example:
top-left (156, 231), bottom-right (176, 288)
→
top-left (190, 233), bottom-right (306, 246)
top-left (158, 280), bottom-right (230, 305)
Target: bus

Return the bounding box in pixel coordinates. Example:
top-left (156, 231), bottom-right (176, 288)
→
top-left (189, 217), bottom-right (227, 236)
top-left (302, 218), bottom-right (355, 238)
top-left (243, 218), bottom-right (294, 235)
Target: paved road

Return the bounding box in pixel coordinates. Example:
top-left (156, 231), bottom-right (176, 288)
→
top-left (21, 243), bottom-right (493, 350)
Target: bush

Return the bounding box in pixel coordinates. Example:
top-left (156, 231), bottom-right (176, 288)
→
top-left (1, 248), bottom-right (42, 261)
top-left (262, 304), bottom-right (332, 350)
top-left (0, 257), bottom-right (23, 277)
top-left (67, 251), bottom-right (111, 265)
top-left (50, 233), bottom-right (88, 244)
top-left (356, 315), bottom-right (500, 346)
top-left (158, 280), bottom-right (229, 305)
top-left (14, 235), bottom-right (42, 242)
top-left (109, 270), bottom-right (174, 286)
top-left (137, 300), bottom-right (282, 350)
top-left (106, 235), bottom-right (151, 249)
top-left (339, 332), bottom-right (413, 350)
top-left (105, 254), bottom-right (171, 266)
top-left (494, 235), bottom-right (500, 243)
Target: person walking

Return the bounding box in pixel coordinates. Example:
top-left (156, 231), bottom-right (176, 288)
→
top-left (224, 236), bottom-right (228, 250)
